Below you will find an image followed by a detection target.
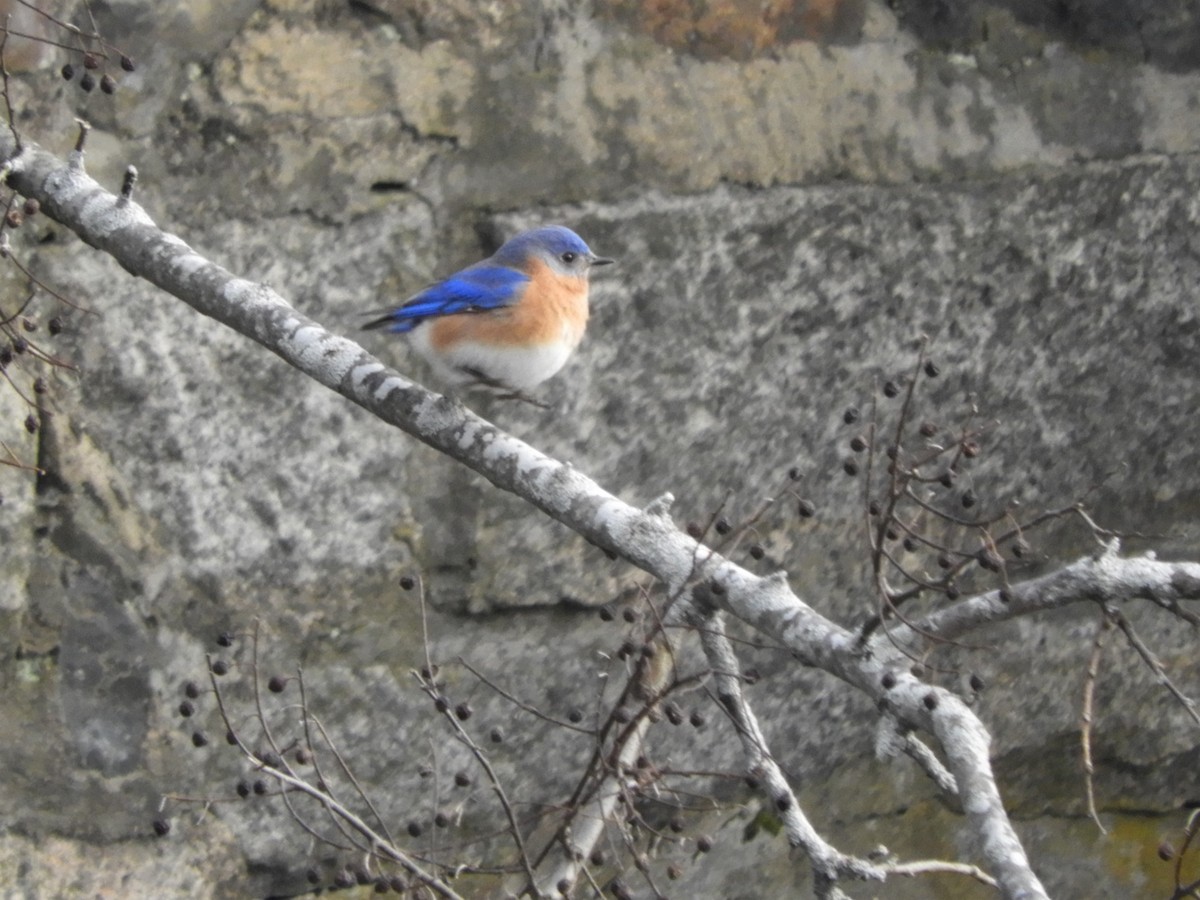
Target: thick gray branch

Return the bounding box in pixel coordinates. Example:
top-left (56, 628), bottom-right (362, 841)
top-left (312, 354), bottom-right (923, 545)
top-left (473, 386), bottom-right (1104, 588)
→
top-left (2, 134), bottom-right (1048, 900)
top-left (909, 543), bottom-right (1200, 643)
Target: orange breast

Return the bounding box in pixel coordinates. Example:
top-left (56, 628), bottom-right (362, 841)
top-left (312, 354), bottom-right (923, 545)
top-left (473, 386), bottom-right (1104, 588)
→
top-left (427, 258), bottom-right (589, 350)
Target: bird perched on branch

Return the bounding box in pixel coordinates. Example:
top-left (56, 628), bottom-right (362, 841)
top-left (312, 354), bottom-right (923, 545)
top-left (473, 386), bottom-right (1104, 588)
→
top-left (364, 225), bottom-right (613, 405)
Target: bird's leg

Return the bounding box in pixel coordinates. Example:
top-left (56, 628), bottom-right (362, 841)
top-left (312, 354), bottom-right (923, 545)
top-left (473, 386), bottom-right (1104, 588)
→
top-left (460, 367), bottom-right (551, 410)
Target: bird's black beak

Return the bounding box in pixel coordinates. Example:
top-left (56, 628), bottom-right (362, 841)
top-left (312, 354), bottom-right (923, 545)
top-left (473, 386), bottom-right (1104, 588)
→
top-left (589, 254), bottom-right (615, 267)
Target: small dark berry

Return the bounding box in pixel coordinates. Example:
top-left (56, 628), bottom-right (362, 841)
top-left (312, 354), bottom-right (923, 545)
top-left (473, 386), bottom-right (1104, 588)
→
top-left (296, 748), bottom-right (312, 765)
top-left (407, 821), bottom-right (422, 837)
top-left (843, 406), bottom-right (860, 424)
top-left (120, 55), bottom-right (136, 72)
top-left (881, 672), bottom-right (896, 689)
top-left (557, 878), bottom-right (572, 895)
top-left (689, 710), bottom-right (706, 729)
top-left (236, 780), bottom-right (250, 798)
top-left (946, 583), bottom-right (960, 600)
top-left (433, 697), bottom-right (448, 713)
top-left (183, 681), bottom-right (200, 699)
top-left (669, 817), bottom-right (684, 833)
top-left (178, 700), bottom-right (195, 718)
top-left (1158, 841), bottom-right (1175, 861)
top-left (434, 810), bottom-right (450, 828)
top-left (868, 499), bottom-right (881, 516)
top-left (33, 377), bottom-right (48, 394)
top-left (938, 470), bottom-right (955, 488)
top-left (399, 574), bottom-right (416, 590)
top-left (919, 421), bottom-right (937, 438)
top-left (454, 771), bottom-right (471, 787)
top-left (306, 867), bottom-right (320, 885)
top-left (191, 730), bottom-right (208, 748)
top-left (590, 849), bottom-right (606, 865)
top-left (797, 498), bottom-right (815, 518)
top-left (924, 360), bottom-right (940, 377)
top-left (333, 869), bottom-right (355, 888)
top-left (259, 750), bottom-right (281, 768)
top-left (749, 543), bottom-right (765, 560)
top-left (849, 435), bottom-right (867, 452)
top-left (715, 517), bottom-right (731, 535)
top-left (225, 729), bottom-right (237, 745)
top-left (490, 727), bottom-right (504, 743)
top-left (567, 708), bottom-right (583, 724)
top-left (843, 459), bottom-right (859, 476)
top-left (622, 607), bottom-right (637, 623)
top-left (82, 52), bottom-right (99, 70)
top-left (419, 664), bottom-right (438, 679)
top-left (24, 415), bottom-right (38, 434)
top-left (969, 673), bottom-right (985, 692)
top-left (665, 702), bottom-right (683, 726)
top-left (883, 380), bottom-right (900, 398)
top-left (613, 706), bottom-right (631, 723)
top-left (696, 834), bottom-right (714, 852)
top-left (923, 693), bottom-right (938, 710)
top-left (977, 549), bottom-right (1002, 572)
top-left (48, 317), bottom-right (64, 335)
top-left (598, 605), bottom-right (614, 621)
top-left (267, 675), bottom-right (287, 693)
top-left (61, 63), bottom-right (75, 80)
top-left (775, 793), bottom-right (792, 811)
top-left (787, 466), bottom-right (802, 480)
top-left (210, 659), bottom-right (229, 675)
top-left (152, 817), bottom-right (170, 837)
top-left (253, 780), bottom-right (268, 795)
top-left (100, 74), bottom-right (116, 94)
top-left (937, 553), bottom-right (953, 569)
top-left (902, 536), bottom-right (917, 552)
top-left (216, 631), bottom-right (235, 647)
top-left (960, 489), bottom-right (977, 509)
top-left (686, 521), bottom-right (703, 539)
top-left (80, 72), bottom-right (96, 92)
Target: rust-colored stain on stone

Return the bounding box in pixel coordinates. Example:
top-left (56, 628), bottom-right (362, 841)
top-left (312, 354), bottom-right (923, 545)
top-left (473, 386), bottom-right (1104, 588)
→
top-left (597, 0), bottom-right (866, 60)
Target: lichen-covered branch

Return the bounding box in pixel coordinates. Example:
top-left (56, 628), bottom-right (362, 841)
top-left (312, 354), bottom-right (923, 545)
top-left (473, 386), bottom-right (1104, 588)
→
top-left (2, 132), bottom-right (1051, 899)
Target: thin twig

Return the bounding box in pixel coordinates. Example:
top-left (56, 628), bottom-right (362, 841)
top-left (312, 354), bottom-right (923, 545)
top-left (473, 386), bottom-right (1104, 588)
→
top-left (1080, 613), bottom-right (1112, 833)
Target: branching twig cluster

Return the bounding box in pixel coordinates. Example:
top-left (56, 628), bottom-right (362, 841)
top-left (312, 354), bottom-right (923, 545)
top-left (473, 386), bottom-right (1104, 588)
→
top-left (4, 100), bottom-right (1200, 899)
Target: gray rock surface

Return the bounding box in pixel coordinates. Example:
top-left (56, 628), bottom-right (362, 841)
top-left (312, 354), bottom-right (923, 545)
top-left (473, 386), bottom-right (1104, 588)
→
top-left (1, 0), bottom-right (1199, 896)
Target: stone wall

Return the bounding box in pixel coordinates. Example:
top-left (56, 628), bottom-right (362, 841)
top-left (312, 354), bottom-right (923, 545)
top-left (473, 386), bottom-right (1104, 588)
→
top-left (1, 1), bottom-right (1198, 896)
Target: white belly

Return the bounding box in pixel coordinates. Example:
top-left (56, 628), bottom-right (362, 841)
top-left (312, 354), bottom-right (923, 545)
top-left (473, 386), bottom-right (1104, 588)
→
top-left (409, 326), bottom-right (577, 393)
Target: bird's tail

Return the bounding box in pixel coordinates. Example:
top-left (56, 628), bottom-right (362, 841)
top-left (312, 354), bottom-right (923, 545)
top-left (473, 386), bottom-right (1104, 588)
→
top-left (361, 310), bottom-right (415, 333)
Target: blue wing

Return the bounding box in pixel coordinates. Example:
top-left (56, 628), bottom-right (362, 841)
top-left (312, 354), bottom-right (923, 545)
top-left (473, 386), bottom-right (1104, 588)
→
top-left (363, 265), bottom-right (529, 333)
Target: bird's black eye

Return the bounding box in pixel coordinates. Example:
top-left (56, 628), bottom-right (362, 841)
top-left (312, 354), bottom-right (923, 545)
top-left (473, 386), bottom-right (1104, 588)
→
top-left (560, 251), bottom-right (577, 264)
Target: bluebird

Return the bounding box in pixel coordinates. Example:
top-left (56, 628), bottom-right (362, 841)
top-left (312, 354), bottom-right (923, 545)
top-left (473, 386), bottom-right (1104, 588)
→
top-left (364, 225), bottom-right (613, 404)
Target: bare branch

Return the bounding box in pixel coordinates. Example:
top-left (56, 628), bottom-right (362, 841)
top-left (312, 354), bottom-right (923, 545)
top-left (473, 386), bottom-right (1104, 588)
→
top-left (0, 133), bottom-right (1048, 900)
